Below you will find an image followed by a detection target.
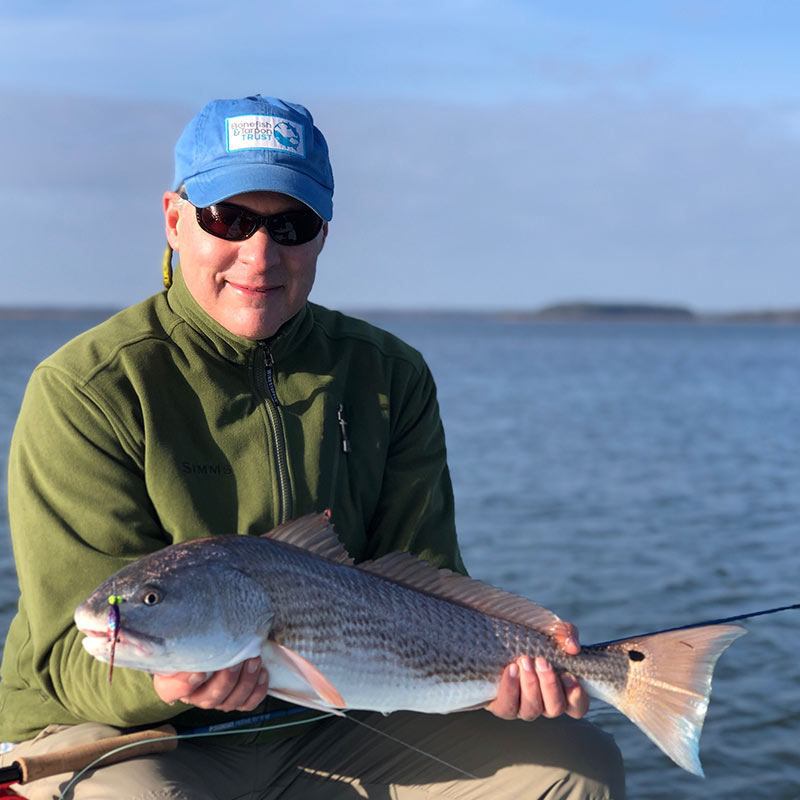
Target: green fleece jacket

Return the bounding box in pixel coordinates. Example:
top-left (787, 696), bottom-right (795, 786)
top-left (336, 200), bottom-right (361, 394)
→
top-left (0, 266), bottom-right (463, 742)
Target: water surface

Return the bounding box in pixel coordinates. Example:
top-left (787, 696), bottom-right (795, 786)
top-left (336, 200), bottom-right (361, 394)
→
top-left (1, 314), bottom-right (798, 798)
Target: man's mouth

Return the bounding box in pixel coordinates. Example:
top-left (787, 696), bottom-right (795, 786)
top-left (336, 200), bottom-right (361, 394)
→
top-left (227, 281), bottom-right (282, 295)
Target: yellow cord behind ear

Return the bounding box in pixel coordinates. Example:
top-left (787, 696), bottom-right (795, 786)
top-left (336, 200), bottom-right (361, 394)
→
top-left (162, 245), bottom-right (173, 289)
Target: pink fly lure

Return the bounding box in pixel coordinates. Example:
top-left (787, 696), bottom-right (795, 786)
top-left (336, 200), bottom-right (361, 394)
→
top-left (107, 595), bottom-right (122, 684)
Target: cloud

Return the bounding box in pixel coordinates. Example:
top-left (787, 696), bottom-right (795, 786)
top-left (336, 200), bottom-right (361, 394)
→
top-left (314, 95), bottom-right (800, 311)
top-left (2, 89), bottom-right (798, 310)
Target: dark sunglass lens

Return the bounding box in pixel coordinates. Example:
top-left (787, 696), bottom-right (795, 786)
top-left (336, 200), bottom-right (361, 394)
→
top-left (197, 204), bottom-right (322, 245)
top-left (268, 211), bottom-right (323, 245)
top-left (198, 205), bottom-right (259, 240)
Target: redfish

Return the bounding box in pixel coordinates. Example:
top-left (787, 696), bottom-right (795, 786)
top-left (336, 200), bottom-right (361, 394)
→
top-left (74, 513), bottom-right (745, 775)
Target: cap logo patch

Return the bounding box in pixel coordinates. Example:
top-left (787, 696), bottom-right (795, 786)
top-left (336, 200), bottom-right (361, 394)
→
top-left (226, 115), bottom-right (306, 157)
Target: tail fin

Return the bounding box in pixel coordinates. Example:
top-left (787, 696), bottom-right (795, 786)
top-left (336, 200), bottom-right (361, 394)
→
top-left (583, 623), bottom-right (746, 776)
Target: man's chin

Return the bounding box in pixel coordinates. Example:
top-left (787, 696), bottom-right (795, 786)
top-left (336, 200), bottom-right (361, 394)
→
top-left (217, 305), bottom-right (289, 341)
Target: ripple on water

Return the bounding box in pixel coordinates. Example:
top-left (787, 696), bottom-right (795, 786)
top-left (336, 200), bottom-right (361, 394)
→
top-left (2, 317), bottom-right (800, 795)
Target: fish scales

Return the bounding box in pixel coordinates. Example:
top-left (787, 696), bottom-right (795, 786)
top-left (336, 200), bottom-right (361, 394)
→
top-left (75, 512), bottom-right (747, 776)
top-left (241, 537), bottom-right (531, 702)
top-left (249, 536), bottom-right (603, 694)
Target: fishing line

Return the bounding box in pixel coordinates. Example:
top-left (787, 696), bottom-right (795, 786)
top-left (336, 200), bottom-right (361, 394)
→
top-left (340, 712), bottom-right (534, 800)
top-left (54, 713), bottom-right (333, 800)
top-left (54, 709), bottom-right (480, 799)
top-left (590, 602), bottom-right (800, 647)
top-left (341, 712), bottom-right (480, 782)
top-left (188, 709), bottom-right (482, 786)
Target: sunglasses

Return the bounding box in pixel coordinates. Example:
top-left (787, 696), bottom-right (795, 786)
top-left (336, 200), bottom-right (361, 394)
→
top-left (184, 196), bottom-right (323, 246)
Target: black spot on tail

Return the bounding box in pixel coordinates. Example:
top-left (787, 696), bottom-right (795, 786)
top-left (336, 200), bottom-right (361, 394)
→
top-left (628, 650), bottom-right (645, 661)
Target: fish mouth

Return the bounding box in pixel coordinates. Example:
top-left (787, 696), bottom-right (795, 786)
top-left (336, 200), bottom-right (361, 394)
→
top-left (74, 606), bottom-right (166, 647)
top-left (79, 628), bottom-right (156, 664)
top-left (77, 622), bottom-right (164, 663)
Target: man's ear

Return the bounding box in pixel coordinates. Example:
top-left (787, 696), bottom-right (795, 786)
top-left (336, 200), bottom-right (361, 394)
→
top-left (163, 191), bottom-right (182, 251)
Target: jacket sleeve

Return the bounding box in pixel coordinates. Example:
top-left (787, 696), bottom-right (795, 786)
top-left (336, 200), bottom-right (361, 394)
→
top-left (365, 359), bottom-right (466, 574)
top-left (5, 362), bottom-right (185, 728)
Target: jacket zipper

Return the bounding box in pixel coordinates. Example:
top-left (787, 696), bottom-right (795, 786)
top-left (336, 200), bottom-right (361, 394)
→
top-left (328, 403), bottom-right (351, 512)
top-left (263, 346), bottom-right (280, 407)
top-left (258, 343), bottom-right (292, 523)
top-left (337, 404), bottom-right (352, 454)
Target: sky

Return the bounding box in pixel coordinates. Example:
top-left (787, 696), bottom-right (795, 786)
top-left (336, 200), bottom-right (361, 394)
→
top-left (1, 0), bottom-right (799, 312)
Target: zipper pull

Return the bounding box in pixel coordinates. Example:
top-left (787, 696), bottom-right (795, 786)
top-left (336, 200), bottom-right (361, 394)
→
top-left (337, 404), bottom-right (351, 454)
top-left (262, 344), bottom-right (281, 406)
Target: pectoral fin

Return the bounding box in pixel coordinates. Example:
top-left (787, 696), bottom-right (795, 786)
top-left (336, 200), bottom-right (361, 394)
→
top-left (262, 641), bottom-right (346, 711)
top-left (268, 688), bottom-right (346, 716)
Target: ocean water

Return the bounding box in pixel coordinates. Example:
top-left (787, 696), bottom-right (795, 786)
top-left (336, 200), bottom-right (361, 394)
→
top-left (1, 314), bottom-right (798, 799)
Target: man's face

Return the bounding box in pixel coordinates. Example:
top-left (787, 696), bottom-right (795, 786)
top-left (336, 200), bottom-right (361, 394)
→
top-left (164, 190), bottom-right (327, 340)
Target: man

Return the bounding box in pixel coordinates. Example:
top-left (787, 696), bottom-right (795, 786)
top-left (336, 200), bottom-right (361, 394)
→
top-left (0, 95), bottom-right (624, 798)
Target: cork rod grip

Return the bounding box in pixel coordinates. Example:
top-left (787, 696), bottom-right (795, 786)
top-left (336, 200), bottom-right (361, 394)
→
top-left (15, 725), bottom-right (178, 784)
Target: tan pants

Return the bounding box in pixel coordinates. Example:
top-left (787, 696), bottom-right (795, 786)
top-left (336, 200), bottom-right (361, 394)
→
top-left (1, 711), bottom-right (625, 799)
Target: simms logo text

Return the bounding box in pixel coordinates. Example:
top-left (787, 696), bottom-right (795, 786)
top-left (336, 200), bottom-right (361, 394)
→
top-left (181, 462), bottom-right (233, 476)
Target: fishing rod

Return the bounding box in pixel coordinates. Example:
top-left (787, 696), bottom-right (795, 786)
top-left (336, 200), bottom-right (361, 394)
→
top-left (590, 602), bottom-right (800, 647)
top-left (0, 707), bottom-right (318, 800)
top-left (178, 704), bottom-right (311, 735)
top-left (0, 725), bottom-right (178, 794)
top-left (2, 704), bottom-right (477, 800)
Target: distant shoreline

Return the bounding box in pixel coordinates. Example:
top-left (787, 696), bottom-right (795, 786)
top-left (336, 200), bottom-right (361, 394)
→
top-left (1, 302), bottom-right (799, 324)
top-left (358, 302), bottom-right (800, 324)
top-left (498, 302), bottom-right (800, 324)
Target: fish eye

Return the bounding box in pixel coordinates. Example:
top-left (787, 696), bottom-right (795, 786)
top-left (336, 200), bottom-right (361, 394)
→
top-left (139, 587), bottom-right (163, 606)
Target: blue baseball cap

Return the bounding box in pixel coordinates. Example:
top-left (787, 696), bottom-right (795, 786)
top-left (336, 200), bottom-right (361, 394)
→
top-left (173, 95), bottom-right (334, 220)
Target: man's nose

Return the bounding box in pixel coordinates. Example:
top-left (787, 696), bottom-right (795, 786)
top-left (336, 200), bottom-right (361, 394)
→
top-left (237, 227), bottom-right (281, 267)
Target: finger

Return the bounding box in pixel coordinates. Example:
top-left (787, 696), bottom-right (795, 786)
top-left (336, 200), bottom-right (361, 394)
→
top-left (180, 663), bottom-right (244, 709)
top-left (561, 673), bottom-right (590, 719)
top-left (535, 657), bottom-right (567, 718)
top-left (563, 623), bottom-right (581, 655)
top-left (516, 656), bottom-right (544, 721)
top-left (235, 667), bottom-right (270, 712)
top-left (212, 658), bottom-right (266, 713)
top-left (153, 671), bottom-right (210, 705)
top-left (485, 662), bottom-right (521, 720)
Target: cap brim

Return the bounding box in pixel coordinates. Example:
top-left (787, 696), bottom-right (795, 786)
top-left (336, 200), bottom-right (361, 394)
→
top-left (184, 163), bottom-right (333, 221)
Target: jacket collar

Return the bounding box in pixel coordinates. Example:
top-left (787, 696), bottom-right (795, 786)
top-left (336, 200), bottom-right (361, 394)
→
top-left (166, 263), bottom-right (314, 365)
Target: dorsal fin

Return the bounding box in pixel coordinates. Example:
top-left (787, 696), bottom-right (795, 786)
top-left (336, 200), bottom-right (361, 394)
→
top-left (261, 512), bottom-right (354, 565)
top-left (263, 515), bottom-right (570, 641)
top-left (357, 551), bottom-right (570, 639)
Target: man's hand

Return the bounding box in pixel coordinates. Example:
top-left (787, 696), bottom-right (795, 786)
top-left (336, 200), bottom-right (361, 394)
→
top-left (153, 657), bottom-right (269, 712)
top-left (485, 624), bottom-right (589, 721)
